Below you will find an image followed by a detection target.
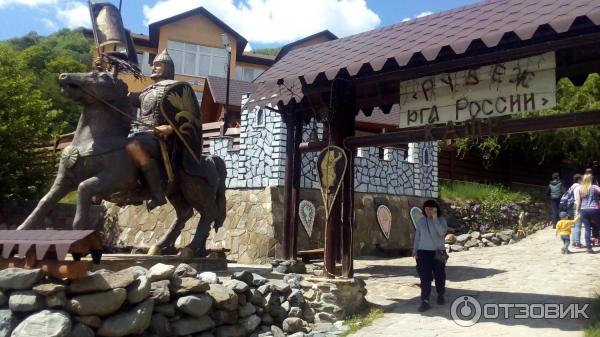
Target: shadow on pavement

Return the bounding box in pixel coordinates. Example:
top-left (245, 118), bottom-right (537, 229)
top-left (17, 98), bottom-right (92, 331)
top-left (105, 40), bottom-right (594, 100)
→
top-left (355, 263), bottom-right (506, 282)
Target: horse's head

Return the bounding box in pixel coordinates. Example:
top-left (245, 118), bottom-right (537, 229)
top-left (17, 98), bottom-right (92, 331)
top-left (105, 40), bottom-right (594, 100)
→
top-left (58, 71), bottom-right (128, 104)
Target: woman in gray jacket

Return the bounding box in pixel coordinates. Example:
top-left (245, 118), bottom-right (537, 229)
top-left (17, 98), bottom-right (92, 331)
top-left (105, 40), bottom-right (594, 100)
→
top-left (413, 199), bottom-right (448, 312)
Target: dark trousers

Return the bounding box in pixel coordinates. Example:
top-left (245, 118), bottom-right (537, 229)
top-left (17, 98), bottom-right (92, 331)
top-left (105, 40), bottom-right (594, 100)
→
top-left (550, 198), bottom-right (560, 228)
top-left (580, 209), bottom-right (600, 249)
top-left (416, 250), bottom-right (446, 302)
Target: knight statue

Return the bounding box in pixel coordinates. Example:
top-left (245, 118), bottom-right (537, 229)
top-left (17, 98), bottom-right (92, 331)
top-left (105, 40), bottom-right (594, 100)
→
top-left (126, 49), bottom-right (176, 210)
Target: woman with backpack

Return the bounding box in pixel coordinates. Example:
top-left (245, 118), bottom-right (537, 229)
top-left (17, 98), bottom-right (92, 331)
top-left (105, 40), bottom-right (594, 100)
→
top-left (574, 173), bottom-right (599, 254)
top-left (548, 172), bottom-right (565, 228)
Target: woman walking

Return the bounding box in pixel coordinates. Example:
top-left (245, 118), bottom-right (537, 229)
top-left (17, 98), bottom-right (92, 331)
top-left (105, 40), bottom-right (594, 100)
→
top-left (574, 173), bottom-right (599, 254)
top-left (413, 199), bottom-right (448, 312)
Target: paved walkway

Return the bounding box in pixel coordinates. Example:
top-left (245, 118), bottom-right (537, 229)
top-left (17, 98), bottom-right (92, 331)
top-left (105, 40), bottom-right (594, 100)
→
top-left (351, 227), bottom-right (600, 337)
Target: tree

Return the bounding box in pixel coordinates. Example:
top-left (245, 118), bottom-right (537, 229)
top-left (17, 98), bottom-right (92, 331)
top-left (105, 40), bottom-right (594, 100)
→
top-left (0, 44), bottom-right (63, 200)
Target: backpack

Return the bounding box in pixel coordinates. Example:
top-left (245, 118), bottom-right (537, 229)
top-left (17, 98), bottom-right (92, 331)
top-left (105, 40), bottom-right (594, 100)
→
top-left (549, 181), bottom-right (563, 199)
top-left (559, 188), bottom-right (574, 211)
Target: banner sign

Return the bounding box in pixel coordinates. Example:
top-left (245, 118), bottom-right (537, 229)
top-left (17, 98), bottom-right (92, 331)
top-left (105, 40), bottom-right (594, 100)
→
top-left (399, 52), bottom-right (556, 128)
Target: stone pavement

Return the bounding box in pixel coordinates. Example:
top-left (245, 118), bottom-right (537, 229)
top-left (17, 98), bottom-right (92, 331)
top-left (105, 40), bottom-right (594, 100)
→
top-left (350, 227), bottom-right (600, 337)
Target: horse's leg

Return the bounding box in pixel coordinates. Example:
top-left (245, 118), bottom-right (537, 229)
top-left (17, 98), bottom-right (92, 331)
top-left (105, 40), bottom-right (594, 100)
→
top-left (73, 174), bottom-right (113, 230)
top-left (18, 171), bottom-right (74, 230)
top-left (188, 213), bottom-right (215, 258)
top-left (149, 193), bottom-right (193, 255)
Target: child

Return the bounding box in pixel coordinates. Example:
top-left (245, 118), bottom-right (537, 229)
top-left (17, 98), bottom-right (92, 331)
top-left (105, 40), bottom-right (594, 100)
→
top-left (556, 211), bottom-right (577, 254)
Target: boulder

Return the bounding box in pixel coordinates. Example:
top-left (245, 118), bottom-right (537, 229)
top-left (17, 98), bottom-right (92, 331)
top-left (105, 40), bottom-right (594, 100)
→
top-left (455, 234), bottom-right (471, 243)
top-left (176, 294), bottom-right (213, 317)
top-left (0, 268), bottom-right (42, 290)
top-left (198, 272), bottom-right (219, 284)
top-left (153, 303), bottom-right (176, 317)
top-left (170, 277), bottom-right (209, 296)
top-left (464, 238), bottom-right (479, 248)
top-left (68, 288), bottom-right (126, 316)
top-left (97, 298), bottom-right (154, 337)
top-left (11, 310), bottom-right (71, 337)
top-left (69, 323), bottom-right (94, 337)
top-left (444, 234), bottom-right (456, 244)
top-left (470, 231), bottom-right (481, 239)
top-left (211, 310), bottom-right (238, 325)
top-left (207, 284), bottom-right (239, 311)
top-left (173, 263), bottom-right (197, 278)
top-left (9, 291), bottom-right (43, 312)
top-left (149, 280), bottom-right (170, 303)
top-left (149, 313), bottom-right (171, 337)
top-left (251, 273), bottom-right (269, 287)
top-left (171, 317), bottom-right (215, 336)
top-left (147, 263), bottom-right (175, 282)
top-left (282, 317), bottom-right (304, 333)
top-left (46, 291), bottom-right (67, 308)
top-left (271, 325), bottom-right (285, 337)
top-left (121, 266), bottom-right (148, 278)
top-left (269, 280), bottom-right (290, 293)
top-left (126, 275), bottom-right (150, 304)
top-left (482, 233), bottom-right (495, 239)
top-left (0, 309), bottom-right (16, 337)
top-left (240, 314), bottom-right (261, 333)
top-left (213, 324), bottom-right (245, 337)
top-left (68, 270), bottom-right (135, 294)
top-left (289, 306), bottom-right (302, 318)
top-left (232, 271), bottom-right (254, 285)
top-left (75, 316), bottom-right (101, 329)
top-left (239, 302), bottom-right (257, 318)
top-left (224, 279), bottom-right (249, 293)
top-left (32, 283), bottom-right (66, 296)
top-left (287, 289), bottom-right (305, 307)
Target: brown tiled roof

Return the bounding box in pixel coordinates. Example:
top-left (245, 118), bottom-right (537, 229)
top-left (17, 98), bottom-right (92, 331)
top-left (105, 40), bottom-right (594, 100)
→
top-left (356, 106), bottom-right (400, 128)
top-left (249, 0), bottom-right (600, 107)
top-left (206, 76), bottom-right (251, 106)
top-left (275, 30), bottom-right (338, 61)
top-left (238, 52), bottom-right (276, 66)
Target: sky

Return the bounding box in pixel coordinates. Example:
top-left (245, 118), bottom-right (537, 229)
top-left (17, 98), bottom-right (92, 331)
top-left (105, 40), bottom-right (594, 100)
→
top-left (0, 0), bottom-right (481, 50)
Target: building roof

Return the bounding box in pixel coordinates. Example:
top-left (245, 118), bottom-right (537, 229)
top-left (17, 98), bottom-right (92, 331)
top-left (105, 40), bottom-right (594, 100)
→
top-left (149, 7), bottom-right (248, 58)
top-left (238, 52), bottom-right (276, 66)
top-left (275, 30), bottom-right (338, 61)
top-left (206, 76), bottom-right (251, 106)
top-left (249, 0), bottom-right (600, 108)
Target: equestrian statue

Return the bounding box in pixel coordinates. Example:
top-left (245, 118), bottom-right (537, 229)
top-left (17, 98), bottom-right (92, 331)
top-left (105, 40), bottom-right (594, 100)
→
top-left (17, 46), bottom-right (227, 257)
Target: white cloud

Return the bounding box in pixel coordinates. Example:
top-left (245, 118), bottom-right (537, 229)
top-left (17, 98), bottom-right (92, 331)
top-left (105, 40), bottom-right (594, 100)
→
top-left (244, 42), bottom-right (253, 52)
top-left (40, 17), bottom-right (57, 30)
top-left (143, 0), bottom-right (381, 44)
top-left (416, 11), bottom-right (433, 18)
top-left (55, 1), bottom-right (91, 29)
top-left (401, 17), bottom-right (411, 22)
top-left (0, 0), bottom-right (57, 7)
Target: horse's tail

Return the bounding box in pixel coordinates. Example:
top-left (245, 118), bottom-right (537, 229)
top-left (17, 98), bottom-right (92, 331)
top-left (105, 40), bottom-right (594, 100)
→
top-left (213, 156), bottom-right (227, 230)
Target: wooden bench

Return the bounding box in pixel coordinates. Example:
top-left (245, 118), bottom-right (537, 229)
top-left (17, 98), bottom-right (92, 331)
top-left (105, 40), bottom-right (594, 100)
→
top-left (297, 248), bottom-right (324, 263)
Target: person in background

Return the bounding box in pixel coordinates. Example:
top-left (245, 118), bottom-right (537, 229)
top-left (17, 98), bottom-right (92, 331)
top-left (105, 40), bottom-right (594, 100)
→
top-left (548, 172), bottom-right (565, 228)
top-left (556, 211), bottom-right (577, 254)
top-left (574, 173), bottom-right (599, 254)
top-left (566, 174), bottom-right (584, 248)
top-left (413, 199), bottom-right (448, 312)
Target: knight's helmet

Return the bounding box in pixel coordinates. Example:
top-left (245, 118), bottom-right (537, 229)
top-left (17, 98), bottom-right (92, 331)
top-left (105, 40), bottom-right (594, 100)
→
top-left (153, 49), bottom-right (175, 80)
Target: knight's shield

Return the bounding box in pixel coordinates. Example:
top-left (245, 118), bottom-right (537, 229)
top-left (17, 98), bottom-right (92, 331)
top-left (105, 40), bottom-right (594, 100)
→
top-left (160, 82), bottom-right (203, 163)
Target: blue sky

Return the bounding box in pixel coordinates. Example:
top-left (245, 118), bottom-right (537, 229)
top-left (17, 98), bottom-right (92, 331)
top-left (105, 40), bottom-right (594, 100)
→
top-left (0, 0), bottom-right (480, 49)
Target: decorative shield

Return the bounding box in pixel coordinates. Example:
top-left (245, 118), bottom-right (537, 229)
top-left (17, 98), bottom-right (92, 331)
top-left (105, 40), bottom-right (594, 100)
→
top-left (299, 200), bottom-right (316, 237)
top-left (410, 206), bottom-right (424, 230)
top-left (377, 205), bottom-right (392, 239)
top-left (316, 146), bottom-right (347, 219)
top-left (160, 82), bottom-right (203, 164)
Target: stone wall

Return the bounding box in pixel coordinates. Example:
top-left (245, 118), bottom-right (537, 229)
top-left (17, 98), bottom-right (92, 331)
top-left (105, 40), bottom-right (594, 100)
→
top-left (0, 265), bottom-right (365, 337)
top-left (106, 187), bottom-right (427, 263)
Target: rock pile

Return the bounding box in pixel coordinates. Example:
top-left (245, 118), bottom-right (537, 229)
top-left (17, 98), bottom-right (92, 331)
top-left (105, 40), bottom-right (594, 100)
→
top-left (443, 226), bottom-right (545, 253)
top-left (0, 263), bottom-right (365, 337)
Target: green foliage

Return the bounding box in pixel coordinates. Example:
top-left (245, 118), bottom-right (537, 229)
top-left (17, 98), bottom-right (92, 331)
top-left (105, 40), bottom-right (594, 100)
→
top-left (252, 47), bottom-right (281, 57)
top-left (340, 308), bottom-right (383, 337)
top-left (0, 44), bottom-right (62, 200)
top-left (453, 74), bottom-right (600, 167)
top-left (440, 180), bottom-right (532, 202)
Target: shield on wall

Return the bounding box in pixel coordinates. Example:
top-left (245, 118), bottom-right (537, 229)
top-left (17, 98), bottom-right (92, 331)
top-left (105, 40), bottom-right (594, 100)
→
top-left (377, 205), bottom-right (392, 239)
top-left (160, 82), bottom-right (203, 164)
top-left (316, 146), bottom-right (347, 218)
top-left (299, 200), bottom-right (316, 237)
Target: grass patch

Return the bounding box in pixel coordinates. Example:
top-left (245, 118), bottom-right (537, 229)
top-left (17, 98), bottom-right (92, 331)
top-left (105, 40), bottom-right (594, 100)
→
top-left (58, 191), bottom-right (77, 204)
top-left (340, 308), bottom-right (384, 337)
top-left (439, 179), bottom-right (540, 203)
top-left (586, 293), bottom-right (600, 337)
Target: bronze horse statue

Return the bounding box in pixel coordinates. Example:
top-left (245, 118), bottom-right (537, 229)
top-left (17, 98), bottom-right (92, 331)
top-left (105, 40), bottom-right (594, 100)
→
top-left (18, 71), bottom-right (227, 256)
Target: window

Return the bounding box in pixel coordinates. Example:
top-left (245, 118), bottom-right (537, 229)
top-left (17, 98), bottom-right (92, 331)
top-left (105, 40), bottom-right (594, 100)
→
top-left (168, 40), bottom-right (228, 78)
top-left (136, 52), bottom-right (152, 76)
top-left (235, 65), bottom-right (263, 82)
top-left (256, 108), bottom-right (265, 127)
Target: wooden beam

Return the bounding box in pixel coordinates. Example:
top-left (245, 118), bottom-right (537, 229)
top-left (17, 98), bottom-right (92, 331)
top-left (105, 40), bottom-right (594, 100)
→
top-left (282, 109), bottom-right (295, 259)
top-left (343, 110), bottom-right (600, 148)
top-left (291, 111), bottom-right (303, 260)
top-left (341, 93), bottom-right (356, 278)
